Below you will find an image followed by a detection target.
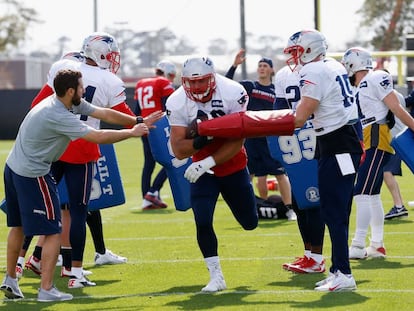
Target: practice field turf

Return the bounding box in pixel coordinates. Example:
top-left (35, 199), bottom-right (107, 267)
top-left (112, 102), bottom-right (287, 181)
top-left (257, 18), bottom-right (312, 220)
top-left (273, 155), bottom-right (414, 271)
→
top-left (0, 139), bottom-right (414, 310)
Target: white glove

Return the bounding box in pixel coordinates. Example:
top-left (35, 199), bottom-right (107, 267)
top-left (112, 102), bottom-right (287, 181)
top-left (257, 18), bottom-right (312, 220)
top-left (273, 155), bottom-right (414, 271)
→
top-left (184, 156), bottom-right (216, 183)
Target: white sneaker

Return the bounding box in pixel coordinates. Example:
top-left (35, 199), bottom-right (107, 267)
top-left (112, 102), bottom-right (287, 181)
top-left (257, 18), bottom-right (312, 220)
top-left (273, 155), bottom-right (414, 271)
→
top-left (285, 209), bottom-right (297, 221)
top-left (201, 275), bottom-right (227, 292)
top-left (95, 249), bottom-right (127, 265)
top-left (38, 285), bottom-right (73, 302)
top-left (315, 270), bottom-right (356, 292)
top-left (68, 275), bottom-right (96, 289)
top-left (349, 245), bottom-right (367, 259)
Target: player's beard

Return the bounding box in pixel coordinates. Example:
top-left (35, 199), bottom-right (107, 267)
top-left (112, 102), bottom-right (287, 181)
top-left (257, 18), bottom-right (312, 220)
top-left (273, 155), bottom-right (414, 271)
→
top-left (71, 93), bottom-right (82, 106)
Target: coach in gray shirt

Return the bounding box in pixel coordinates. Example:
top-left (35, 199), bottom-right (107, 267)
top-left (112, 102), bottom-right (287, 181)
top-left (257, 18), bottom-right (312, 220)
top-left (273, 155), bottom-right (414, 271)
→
top-left (1, 69), bottom-right (161, 302)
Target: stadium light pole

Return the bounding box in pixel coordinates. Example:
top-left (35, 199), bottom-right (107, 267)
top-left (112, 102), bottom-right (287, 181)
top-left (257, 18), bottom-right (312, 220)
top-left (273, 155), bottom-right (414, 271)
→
top-left (314, 0), bottom-right (320, 31)
top-left (240, 0), bottom-right (247, 79)
top-left (93, 0), bottom-right (98, 31)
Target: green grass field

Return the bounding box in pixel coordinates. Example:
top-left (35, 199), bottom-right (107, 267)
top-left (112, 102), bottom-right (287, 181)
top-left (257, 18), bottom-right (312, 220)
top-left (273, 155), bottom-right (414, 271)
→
top-left (1, 139), bottom-right (414, 310)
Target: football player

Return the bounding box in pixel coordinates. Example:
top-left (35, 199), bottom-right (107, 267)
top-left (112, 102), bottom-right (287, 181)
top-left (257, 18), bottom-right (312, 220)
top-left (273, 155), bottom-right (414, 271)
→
top-left (287, 29), bottom-right (363, 291)
top-left (273, 63), bottom-right (326, 274)
top-left (166, 56), bottom-right (258, 292)
top-left (342, 47), bottom-right (414, 259)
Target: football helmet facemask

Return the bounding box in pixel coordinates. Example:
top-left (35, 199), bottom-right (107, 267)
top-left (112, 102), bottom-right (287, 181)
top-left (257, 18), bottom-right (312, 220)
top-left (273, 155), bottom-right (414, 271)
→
top-left (341, 47), bottom-right (373, 77)
top-left (81, 32), bottom-right (120, 74)
top-left (181, 57), bottom-right (216, 103)
top-left (284, 29), bottom-right (327, 71)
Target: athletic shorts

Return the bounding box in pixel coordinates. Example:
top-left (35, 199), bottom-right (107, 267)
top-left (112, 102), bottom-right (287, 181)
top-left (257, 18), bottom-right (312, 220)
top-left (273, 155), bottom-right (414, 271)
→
top-left (245, 137), bottom-right (285, 176)
top-left (354, 148), bottom-right (391, 195)
top-left (4, 164), bottom-right (62, 236)
top-left (383, 153), bottom-right (402, 176)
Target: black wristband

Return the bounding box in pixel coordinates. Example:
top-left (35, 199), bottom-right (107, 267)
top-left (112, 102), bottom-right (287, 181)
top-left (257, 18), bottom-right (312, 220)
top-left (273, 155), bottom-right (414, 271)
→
top-left (193, 136), bottom-right (210, 150)
top-left (136, 116), bottom-right (144, 124)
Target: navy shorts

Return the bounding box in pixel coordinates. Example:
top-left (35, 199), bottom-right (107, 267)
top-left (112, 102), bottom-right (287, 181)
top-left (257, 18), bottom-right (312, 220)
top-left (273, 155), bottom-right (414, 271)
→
top-left (4, 164), bottom-right (62, 236)
top-left (354, 148), bottom-right (391, 195)
top-left (383, 153), bottom-right (402, 176)
top-left (245, 137), bottom-right (285, 176)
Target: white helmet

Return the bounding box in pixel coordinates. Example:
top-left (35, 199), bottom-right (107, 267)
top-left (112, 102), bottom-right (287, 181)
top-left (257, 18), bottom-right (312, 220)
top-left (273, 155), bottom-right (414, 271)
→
top-left (341, 47), bottom-right (373, 77)
top-left (156, 60), bottom-right (176, 77)
top-left (61, 51), bottom-right (85, 62)
top-left (81, 32), bottom-right (120, 74)
top-left (181, 57), bottom-right (216, 103)
top-left (284, 29), bottom-right (327, 71)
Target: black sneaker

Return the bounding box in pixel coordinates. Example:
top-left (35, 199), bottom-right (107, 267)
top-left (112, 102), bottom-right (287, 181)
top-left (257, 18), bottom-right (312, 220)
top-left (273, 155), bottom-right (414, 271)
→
top-left (384, 206), bottom-right (408, 220)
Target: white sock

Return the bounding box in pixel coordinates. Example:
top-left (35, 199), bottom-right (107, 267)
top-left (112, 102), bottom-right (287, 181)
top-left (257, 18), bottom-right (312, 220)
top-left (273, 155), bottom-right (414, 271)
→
top-left (370, 194), bottom-right (385, 244)
top-left (304, 250), bottom-right (311, 258)
top-left (71, 267), bottom-right (83, 278)
top-left (17, 256), bottom-right (25, 266)
top-left (352, 194), bottom-right (371, 247)
top-left (310, 253), bottom-right (324, 264)
top-left (204, 256), bottom-right (223, 279)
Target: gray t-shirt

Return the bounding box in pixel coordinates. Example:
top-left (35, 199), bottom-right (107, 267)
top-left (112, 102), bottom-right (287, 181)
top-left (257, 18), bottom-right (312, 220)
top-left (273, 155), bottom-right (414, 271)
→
top-left (6, 96), bottom-right (95, 177)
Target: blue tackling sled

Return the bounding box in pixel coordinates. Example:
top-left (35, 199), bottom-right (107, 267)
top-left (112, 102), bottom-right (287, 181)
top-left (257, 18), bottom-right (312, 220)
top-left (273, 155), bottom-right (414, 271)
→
top-left (147, 116), bottom-right (192, 211)
top-left (58, 143), bottom-right (126, 211)
top-left (391, 128), bottom-right (414, 174)
top-left (267, 121), bottom-right (320, 209)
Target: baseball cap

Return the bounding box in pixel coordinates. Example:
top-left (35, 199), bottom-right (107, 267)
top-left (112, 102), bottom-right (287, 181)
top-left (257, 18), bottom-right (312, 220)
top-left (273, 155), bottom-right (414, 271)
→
top-left (259, 57), bottom-right (273, 68)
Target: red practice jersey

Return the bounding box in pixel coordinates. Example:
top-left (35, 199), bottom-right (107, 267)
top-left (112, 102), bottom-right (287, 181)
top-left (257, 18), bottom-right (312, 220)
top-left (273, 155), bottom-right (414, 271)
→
top-left (134, 76), bottom-right (175, 117)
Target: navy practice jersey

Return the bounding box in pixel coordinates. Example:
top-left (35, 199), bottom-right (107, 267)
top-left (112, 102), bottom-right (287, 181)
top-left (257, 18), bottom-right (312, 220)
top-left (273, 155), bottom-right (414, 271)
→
top-left (238, 80), bottom-right (276, 111)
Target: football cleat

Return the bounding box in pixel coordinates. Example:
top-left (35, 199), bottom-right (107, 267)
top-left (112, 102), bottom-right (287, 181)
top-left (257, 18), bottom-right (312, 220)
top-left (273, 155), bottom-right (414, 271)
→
top-left (285, 208), bottom-right (297, 221)
top-left (315, 270), bottom-right (356, 292)
top-left (349, 245), bottom-right (367, 259)
top-left (289, 258), bottom-right (325, 274)
top-left (25, 255), bottom-right (42, 275)
top-left (315, 272), bottom-right (335, 287)
top-left (366, 245), bottom-right (386, 258)
top-left (201, 275), bottom-right (227, 293)
top-left (61, 267), bottom-right (92, 278)
top-left (68, 276), bottom-right (96, 289)
top-left (15, 264), bottom-right (23, 280)
top-left (142, 204), bottom-right (163, 210)
top-left (144, 192), bottom-right (168, 209)
top-left (95, 249), bottom-right (127, 265)
top-left (282, 256), bottom-right (308, 271)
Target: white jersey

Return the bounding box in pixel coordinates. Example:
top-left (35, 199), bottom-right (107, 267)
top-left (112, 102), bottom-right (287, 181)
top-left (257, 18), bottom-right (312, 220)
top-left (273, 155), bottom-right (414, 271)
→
top-left (274, 65), bottom-right (301, 110)
top-left (299, 58), bottom-right (356, 136)
top-left (166, 74), bottom-right (248, 126)
top-left (355, 69), bottom-right (393, 128)
top-left (47, 59), bottom-right (126, 130)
